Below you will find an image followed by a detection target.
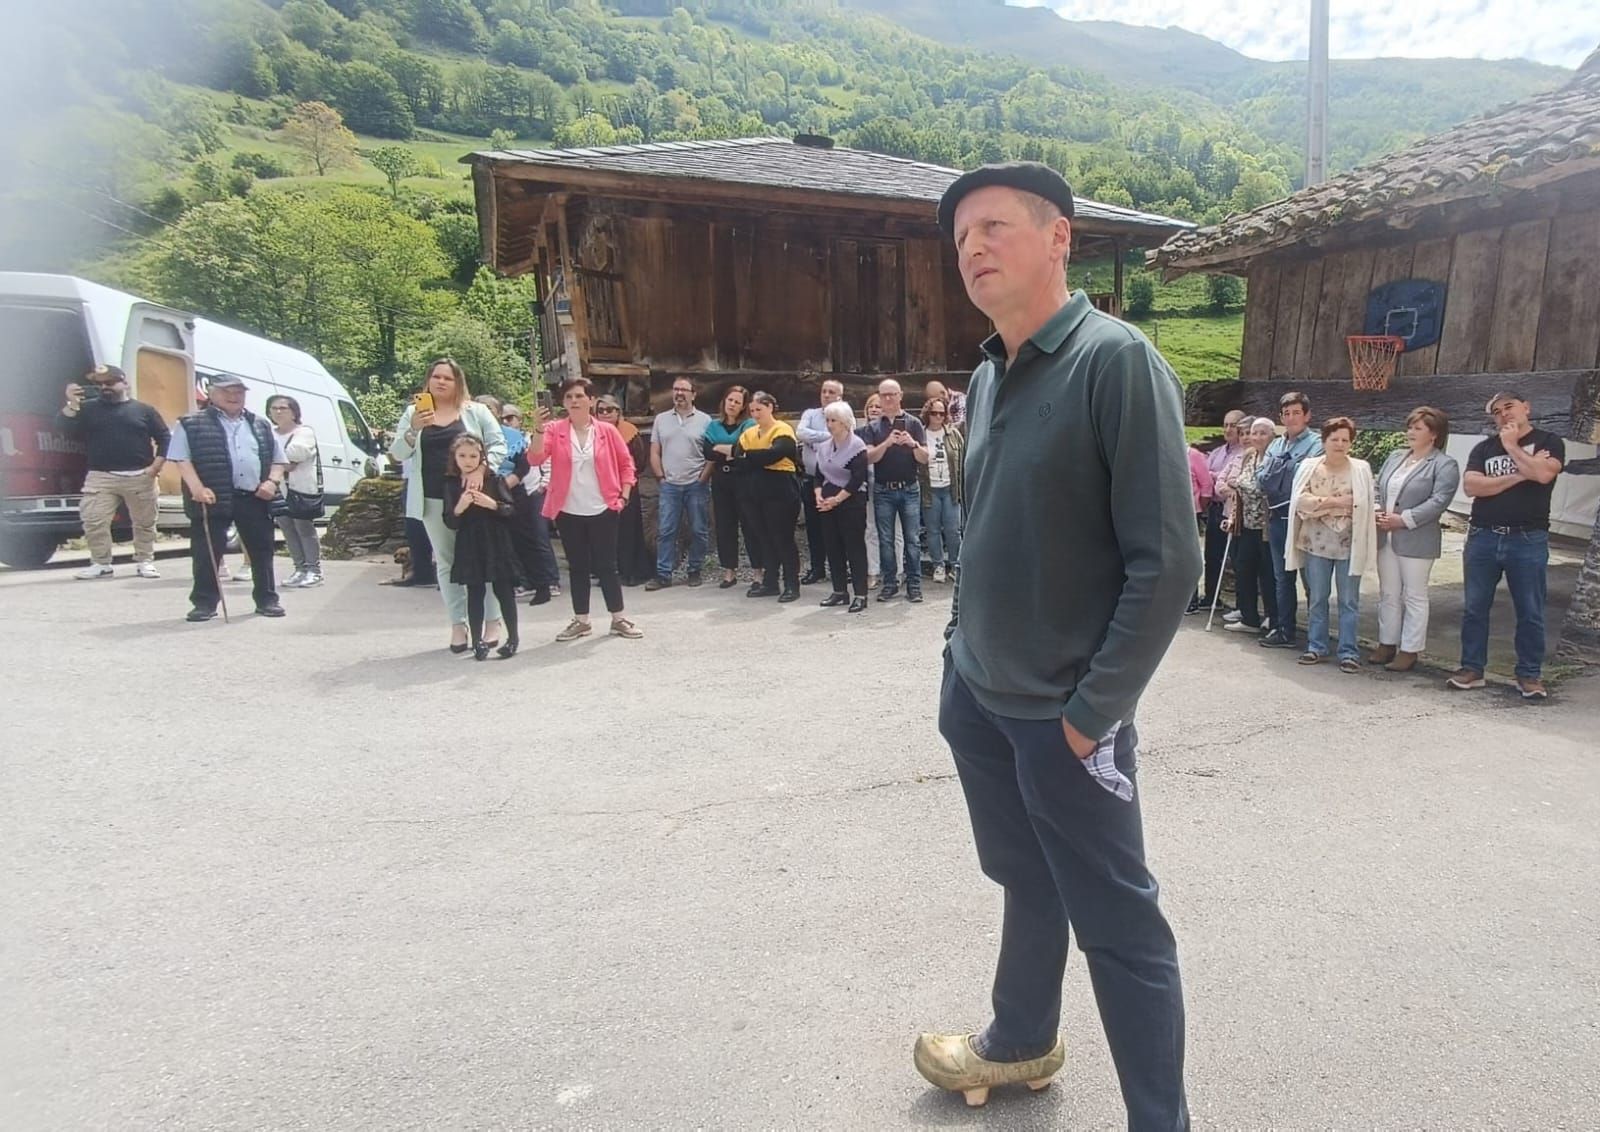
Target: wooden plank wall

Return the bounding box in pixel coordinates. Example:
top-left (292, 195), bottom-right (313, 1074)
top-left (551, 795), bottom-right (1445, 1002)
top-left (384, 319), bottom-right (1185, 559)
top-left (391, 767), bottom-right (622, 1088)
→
top-left (597, 208), bottom-right (988, 382)
top-left (1237, 203), bottom-right (1600, 382)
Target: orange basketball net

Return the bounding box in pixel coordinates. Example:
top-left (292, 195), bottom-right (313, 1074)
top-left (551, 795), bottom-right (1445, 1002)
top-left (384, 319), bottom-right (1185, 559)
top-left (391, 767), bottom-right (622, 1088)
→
top-left (1346, 335), bottom-right (1404, 391)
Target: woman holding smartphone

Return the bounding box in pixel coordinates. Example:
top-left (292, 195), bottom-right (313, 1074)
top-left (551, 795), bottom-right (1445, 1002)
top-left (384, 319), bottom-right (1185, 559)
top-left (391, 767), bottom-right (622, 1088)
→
top-left (389, 358), bottom-right (507, 653)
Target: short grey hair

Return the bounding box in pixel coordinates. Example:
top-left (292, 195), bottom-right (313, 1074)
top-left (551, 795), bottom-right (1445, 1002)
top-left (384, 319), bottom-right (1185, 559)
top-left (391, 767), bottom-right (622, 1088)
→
top-left (1249, 418), bottom-right (1276, 437)
top-left (823, 401), bottom-right (855, 427)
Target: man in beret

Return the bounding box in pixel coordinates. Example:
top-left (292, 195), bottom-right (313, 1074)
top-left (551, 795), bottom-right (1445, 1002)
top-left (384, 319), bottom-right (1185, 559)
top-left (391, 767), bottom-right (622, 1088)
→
top-left (914, 163), bottom-right (1197, 1128)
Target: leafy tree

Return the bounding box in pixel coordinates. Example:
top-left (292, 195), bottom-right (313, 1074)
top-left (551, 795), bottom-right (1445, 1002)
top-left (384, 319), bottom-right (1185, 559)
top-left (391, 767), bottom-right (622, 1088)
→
top-left (1205, 273), bottom-right (1243, 314)
top-left (369, 145), bottom-right (420, 198)
top-left (431, 211), bottom-right (482, 284)
top-left (330, 61), bottom-right (415, 139)
top-left (1125, 272), bottom-right (1156, 318)
top-left (555, 112), bottom-right (618, 147)
top-left (281, 101), bottom-right (360, 176)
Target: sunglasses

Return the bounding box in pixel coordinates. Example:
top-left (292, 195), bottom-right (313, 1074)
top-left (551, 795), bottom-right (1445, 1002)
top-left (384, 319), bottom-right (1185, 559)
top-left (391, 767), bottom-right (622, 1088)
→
top-left (597, 406), bottom-right (619, 414)
top-left (927, 410), bottom-right (946, 417)
top-left (502, 415), bottom-right (520, 422)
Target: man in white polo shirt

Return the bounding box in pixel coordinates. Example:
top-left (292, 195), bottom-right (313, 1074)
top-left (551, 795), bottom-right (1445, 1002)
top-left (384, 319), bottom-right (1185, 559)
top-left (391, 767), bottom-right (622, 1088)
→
top-left (646, 378), bottom-right (712, 589)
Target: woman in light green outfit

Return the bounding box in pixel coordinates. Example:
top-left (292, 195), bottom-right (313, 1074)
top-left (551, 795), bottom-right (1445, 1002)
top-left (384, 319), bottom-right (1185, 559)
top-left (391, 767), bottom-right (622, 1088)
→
top-left (389, 358), bottom-right (507, 652)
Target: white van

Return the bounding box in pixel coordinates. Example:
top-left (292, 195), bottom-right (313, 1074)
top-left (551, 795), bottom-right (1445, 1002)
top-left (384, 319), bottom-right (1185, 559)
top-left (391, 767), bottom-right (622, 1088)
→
top-left (0, 272), bottom-right (379, 568)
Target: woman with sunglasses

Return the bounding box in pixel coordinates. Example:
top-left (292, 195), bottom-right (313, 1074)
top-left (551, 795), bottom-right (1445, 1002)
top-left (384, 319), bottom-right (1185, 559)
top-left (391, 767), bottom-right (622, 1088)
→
top-left (702, 384), bottom-right (761, 588)
top-left (732, 391), bottom-right (801, 601)
top-left (527, 379), bottom-right (643, 641)
top-left (596, 395), bottom-right (654, 587)
top-left (918, 396), bottom-right (965, 584)
top-left (265, 394), bottom-right (324, 588)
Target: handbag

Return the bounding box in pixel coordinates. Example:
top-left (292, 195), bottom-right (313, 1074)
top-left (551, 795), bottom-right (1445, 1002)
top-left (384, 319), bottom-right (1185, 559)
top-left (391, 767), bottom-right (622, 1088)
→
top-left (283, 444), bottom-right (325, 520)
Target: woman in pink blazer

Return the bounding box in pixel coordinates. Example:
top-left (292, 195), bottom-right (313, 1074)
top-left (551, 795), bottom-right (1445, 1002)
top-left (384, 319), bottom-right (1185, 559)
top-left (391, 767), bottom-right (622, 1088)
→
top-left (527, 378), bottom-right (644, 642)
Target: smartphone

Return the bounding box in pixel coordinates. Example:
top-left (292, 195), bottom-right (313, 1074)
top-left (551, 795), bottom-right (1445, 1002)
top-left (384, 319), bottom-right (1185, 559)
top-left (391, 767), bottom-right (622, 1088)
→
top-left (414, 391), bottom-right (434, 414)
top-left (535, 387), bottom-right (553, 412)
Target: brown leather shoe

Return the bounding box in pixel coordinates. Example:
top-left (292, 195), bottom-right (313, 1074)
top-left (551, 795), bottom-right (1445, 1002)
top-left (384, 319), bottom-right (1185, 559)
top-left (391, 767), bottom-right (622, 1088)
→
top-left (1368, 644), bottom-right (1397, 665)
top-left (1446, 668), bottom-right (1486, 690)
top-left (1385, 650), bottom-right (1418, 672)
top-left (1516, 676), bottom-right (1548, 700)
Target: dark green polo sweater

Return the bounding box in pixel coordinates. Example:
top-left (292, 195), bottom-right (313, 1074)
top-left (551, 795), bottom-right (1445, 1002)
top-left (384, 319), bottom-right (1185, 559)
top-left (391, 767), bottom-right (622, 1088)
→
top-left (947, 290), bottom-right (1200, 738)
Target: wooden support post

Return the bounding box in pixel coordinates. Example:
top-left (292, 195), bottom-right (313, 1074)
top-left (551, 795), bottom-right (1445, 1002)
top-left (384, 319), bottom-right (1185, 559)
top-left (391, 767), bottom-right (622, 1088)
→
top-left (1111, 238), bottom-right (1124, 319)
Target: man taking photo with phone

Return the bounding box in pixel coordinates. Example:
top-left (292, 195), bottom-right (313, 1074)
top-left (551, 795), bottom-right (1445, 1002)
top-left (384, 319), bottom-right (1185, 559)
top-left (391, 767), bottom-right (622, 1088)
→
top-left (59, 364), bottom-right (171, 579)
top-left (860, 378), bottom-right (929, 602)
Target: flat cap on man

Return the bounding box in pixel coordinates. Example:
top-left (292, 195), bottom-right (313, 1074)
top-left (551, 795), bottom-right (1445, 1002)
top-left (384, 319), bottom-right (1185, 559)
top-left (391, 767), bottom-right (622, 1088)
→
top-left (1484, 390), bottom-right (1527, 414)
top-left (207, 373), bottom-right (249, 391)
top-left (937, 161), bottom-right (1076, 238)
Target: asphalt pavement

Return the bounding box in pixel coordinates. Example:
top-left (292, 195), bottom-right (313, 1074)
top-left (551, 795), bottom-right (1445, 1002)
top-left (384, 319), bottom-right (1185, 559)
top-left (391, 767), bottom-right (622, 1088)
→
top-left (3, 557), bottom-right (1597, 1130)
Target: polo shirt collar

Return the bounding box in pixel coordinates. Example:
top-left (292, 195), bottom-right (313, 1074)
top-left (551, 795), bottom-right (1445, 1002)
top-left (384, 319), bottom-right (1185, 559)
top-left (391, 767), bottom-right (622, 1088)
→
top-left (979, 290), bottom-right (1094, 366)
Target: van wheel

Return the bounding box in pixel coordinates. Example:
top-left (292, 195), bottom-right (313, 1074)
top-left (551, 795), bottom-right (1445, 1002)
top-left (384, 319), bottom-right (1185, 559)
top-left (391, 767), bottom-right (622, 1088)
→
top-left (0, 527), bottom-right (63, 569)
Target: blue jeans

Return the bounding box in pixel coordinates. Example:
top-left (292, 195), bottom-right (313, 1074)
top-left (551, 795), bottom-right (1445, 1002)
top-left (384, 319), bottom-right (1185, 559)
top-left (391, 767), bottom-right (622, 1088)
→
top-left (874, 485), bottom-right (921, 586)
top-left (1268, 513), bottom-right (1298, 638)
top-left (939, 658), bottom-right (1188, 1130)
top-left (1301, 553), bottom-right (1362, 661)
top-left (1460, 527), bottom-right (1549, 678)
top-left (655, 480), bottom-right (710, 580)
top-left (925, 486), bottom-right (961, 569)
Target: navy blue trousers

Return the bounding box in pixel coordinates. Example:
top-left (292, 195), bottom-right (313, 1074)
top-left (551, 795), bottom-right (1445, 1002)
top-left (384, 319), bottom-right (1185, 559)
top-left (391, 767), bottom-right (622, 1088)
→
top-left (938, 658), bottom-right (1189, 1131)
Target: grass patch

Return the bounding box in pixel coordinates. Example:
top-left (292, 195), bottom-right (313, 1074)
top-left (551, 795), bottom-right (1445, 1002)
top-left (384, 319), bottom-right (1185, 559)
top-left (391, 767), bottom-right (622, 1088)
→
top-left (1130, 312), bottom-right (1243, 384)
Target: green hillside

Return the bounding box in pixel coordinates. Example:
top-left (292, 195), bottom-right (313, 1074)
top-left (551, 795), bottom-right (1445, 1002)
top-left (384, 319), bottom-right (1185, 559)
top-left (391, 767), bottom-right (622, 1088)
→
top-left (6, 0), bottom-right (1555, 423)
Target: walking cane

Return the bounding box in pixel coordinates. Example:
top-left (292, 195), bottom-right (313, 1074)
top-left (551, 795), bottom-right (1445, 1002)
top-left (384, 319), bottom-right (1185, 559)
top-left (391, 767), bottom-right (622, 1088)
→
top-left (199, 501), bottom-right (230, 624)
top-left (1205, 527), bottom-right (1234, 632)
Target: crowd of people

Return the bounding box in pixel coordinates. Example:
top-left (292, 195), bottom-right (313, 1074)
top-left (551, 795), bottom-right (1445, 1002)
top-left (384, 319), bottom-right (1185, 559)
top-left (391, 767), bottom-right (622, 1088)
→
top-left (57, 355), bottom-right (1568, 696)
top-left (58, 357), bottom-right (1567, 694)
top-left (1188, 389), bottom-right (1566, 698)
top-left (377, 361), bottom-right (975, 652)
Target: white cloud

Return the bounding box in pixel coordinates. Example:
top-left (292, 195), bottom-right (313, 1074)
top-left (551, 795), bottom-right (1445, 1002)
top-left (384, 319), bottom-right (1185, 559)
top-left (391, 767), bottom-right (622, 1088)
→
top-left (1009, 0), bottom-right (1597, 67)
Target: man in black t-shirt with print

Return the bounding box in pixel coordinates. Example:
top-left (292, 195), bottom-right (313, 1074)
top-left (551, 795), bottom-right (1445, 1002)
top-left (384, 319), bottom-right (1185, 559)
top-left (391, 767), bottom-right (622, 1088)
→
top-left (861, 378), bottom-right (929, 602)
top-left (1448, 391), bottom-right (1565, 699)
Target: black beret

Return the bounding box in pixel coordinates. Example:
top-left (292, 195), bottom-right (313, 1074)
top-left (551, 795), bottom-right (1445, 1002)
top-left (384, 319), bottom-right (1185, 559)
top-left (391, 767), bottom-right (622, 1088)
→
top-left (937, 162), bottom-right (1076, 238)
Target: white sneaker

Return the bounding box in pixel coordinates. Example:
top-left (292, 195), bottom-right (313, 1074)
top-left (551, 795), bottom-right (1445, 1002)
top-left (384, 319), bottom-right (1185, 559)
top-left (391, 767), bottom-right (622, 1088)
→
top-left (282, 571), bottom-right (305, 588)
top-left (75, 564), bottom-right (114, 580)
top-left (135, 561), bottom-right (160, 579)
top-left (1223, 609), bottom-right (1242, 624)
top-left (932, 565), bottom-right (947, 583)
top-left (216, 564), bottom-right (232, 581)
top-left (235, 568), bottom-right (253, 582)
top-left (298, 571), bottom-right (324, 588)
top-left (1223, 620), bottom-right (1257, 633)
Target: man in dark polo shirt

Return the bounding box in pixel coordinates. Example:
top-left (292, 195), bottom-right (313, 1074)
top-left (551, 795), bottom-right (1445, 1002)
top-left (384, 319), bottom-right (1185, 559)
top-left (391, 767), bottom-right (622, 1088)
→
top-left (912, 163), bottom-right (1198, 1129)
top-left (1448, 391), bottom-right (1565, 699)
top-left (860, 378), bottom-right (929, 602)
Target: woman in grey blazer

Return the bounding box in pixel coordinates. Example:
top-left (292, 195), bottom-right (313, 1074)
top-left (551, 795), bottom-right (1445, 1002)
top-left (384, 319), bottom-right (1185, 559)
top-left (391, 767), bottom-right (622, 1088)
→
top-left (1370, 407), bottom-right (1461, 670)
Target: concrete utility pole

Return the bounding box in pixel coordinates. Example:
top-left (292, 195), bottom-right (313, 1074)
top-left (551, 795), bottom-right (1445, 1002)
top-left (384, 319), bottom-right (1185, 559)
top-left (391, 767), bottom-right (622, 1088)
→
top-left (1306, 0), bottom-right (1330, 186)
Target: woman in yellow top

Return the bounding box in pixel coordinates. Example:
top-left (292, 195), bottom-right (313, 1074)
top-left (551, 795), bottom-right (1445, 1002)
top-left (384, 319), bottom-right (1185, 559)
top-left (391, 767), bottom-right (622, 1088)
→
top-left (732, 391), bottom-right (801, 601)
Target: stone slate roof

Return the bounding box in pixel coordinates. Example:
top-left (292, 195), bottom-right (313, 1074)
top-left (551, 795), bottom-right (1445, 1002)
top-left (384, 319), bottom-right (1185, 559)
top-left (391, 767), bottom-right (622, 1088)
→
top-left (1151, 50), bottom-right (1600, 273)
top-left (470, 136), bottom-right (1194, 238)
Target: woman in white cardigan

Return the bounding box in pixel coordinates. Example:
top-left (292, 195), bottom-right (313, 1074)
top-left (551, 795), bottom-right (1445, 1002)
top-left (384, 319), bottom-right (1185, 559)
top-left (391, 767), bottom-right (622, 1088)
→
top-left (388, 358), bottom-right (507, 652)
top-left (1285, 416), bottom-right (1376, 671)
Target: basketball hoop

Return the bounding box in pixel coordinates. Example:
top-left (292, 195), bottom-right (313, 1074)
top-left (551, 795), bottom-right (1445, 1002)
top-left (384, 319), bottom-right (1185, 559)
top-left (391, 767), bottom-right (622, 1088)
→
top-left (1346, 335), bottom-right (1403, 391)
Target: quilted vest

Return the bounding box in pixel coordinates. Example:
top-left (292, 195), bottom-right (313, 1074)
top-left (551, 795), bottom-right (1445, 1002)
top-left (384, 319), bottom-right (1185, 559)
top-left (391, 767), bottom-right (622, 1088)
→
top-left (179, 407), bottom-right (275, 521)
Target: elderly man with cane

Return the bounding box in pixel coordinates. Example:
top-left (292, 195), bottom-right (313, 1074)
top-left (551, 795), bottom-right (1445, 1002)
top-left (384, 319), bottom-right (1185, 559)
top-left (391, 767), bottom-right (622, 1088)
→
top-left (167, 374), bottom-right (287, 623)
top-left (914, 162), bottom-right (1199, 1129)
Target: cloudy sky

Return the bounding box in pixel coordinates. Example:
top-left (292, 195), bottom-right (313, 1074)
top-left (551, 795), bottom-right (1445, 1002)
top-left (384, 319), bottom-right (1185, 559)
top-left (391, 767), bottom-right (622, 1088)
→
top-left (1009, 0), bottom-right (1596, 68)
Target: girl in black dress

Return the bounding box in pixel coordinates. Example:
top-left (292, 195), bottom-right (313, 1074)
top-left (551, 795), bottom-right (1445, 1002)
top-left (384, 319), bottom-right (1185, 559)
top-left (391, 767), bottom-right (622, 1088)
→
top-left (443, 435), bottom-right (521, 660)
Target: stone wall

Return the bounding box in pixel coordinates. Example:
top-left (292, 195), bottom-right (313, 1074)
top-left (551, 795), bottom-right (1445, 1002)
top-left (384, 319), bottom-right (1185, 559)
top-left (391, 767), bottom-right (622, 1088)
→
top-left (322, 476), bottom-right (406, 560)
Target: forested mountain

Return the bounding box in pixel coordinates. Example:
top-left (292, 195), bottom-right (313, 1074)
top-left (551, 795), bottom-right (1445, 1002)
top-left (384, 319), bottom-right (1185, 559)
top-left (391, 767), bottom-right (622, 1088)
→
top-left (0, 0), bottom-right (1573, 410)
